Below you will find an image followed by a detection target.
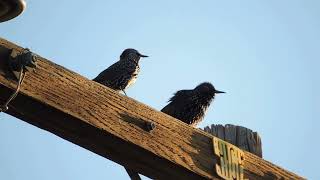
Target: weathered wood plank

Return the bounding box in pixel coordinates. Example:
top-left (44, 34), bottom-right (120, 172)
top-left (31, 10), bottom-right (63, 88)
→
top-left (0, 38), bottom-right (303, 180)
top-left (204, 124), bottom-right (263, 158)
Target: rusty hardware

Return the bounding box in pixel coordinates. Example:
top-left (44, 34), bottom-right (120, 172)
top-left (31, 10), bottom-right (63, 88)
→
top-left (213, 137), bottom-right (247, 180)
top-left (144, 121), bottom-right (155, 132)
top-left (9, 48), bottom-right (37, 79)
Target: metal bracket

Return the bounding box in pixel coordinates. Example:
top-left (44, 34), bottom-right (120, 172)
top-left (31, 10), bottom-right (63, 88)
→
top-left (213, 137), bottom-right (247, 180)
top-left (0, 48), bottom-right (37, 112)
top-left (9, 48), bottom-right (37, 80)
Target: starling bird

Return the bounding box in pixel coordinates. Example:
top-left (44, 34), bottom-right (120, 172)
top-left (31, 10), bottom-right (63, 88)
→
top-left (161, 82), bottom-right (225, 127)
top-left (93, 48), bottom-right (148, 95)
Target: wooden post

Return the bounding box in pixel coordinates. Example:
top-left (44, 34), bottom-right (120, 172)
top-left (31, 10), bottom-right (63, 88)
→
top-left (0, 37), bottom-right (304, 180)
top-left (204, 124), bottom-right (262, 158)
top-left (125, 168), bottom-right (142, 180)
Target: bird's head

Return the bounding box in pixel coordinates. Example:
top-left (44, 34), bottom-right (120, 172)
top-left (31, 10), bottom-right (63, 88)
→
top-left (195, 82), bottom-right (225, 97)
top-left (120, 48), bottom-right (148, 63)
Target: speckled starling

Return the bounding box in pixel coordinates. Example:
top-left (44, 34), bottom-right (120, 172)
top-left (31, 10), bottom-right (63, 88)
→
top-left (161, 82), bottom-right (225, 127)
top-left (93, 48), bottom-right (148, 95)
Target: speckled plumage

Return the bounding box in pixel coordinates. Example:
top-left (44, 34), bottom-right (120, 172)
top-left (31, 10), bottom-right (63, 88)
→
top-left (93, 48), bottom-right (148, 95)
top-left (161, 82), bottom-right (225, 127)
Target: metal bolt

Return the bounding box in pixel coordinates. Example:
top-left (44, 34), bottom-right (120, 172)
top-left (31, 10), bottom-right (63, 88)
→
top-left (145, 121), bottom-right (155, 132)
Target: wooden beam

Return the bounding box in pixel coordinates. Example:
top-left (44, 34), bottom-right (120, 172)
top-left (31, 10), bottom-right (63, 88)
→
top-left (125, 168), bottom-right (142, 180)
top-left (0, 37), bottom-right (304, 180)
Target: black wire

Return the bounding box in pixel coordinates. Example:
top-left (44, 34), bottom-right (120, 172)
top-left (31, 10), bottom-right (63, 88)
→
top-left (0, 68), bottom-right (25, 112)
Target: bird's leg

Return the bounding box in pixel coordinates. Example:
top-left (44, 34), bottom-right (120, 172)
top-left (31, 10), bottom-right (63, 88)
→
top-left (122, 89), bottom-right (127, 96)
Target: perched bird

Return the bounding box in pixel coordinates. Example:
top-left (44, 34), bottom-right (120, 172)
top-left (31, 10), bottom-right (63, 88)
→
top-left (161, 82), bottom-right (225, 127)
top-left (93, 48), bottom-right (148, 95)
top-left (94, 49), bottom-right (147, 179)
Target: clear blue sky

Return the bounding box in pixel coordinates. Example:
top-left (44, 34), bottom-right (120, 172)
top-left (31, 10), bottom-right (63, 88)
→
top-left (0, 0), bottom-right (319, 179)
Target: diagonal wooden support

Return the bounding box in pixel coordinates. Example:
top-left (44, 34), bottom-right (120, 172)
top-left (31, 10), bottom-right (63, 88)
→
top-left (0, 37), bottom-right (304, 180)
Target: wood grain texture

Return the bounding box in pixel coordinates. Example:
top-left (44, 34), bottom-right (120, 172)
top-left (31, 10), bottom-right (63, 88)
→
top-left (204, 124), bottom-right (263, 158)
top-left (0, 38), bottom-right (304, 180)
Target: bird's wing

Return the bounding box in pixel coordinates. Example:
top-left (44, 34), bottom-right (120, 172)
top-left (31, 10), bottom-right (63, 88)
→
top-left (160, 101), bottom-right (178, 118)
top-left (168, 90), bottom-right (192, 102)
top-left (161, 90), bottom-right (195, 119)
top-left (93, 62), bottom-right (121, 83)
top-left (93, 61), bottom-right (137, 89)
